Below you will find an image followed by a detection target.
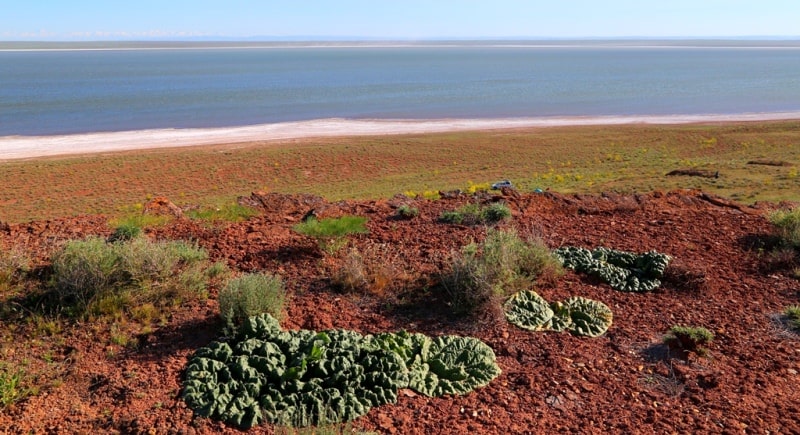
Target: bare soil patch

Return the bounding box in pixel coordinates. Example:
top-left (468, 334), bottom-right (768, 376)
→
top-left (1, 189), bottom-right (799, 434)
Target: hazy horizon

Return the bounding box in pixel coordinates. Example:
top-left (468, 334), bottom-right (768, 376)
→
top-left (3, 1), bottom-right (799, 41)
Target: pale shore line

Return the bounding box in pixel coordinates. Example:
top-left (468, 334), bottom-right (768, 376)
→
top-left (2, 112), bottom-right (800, 161)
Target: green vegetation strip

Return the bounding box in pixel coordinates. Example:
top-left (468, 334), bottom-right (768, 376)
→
top-left (183, 314), bottom-right (501, 429)
top-left (504, 290), bottom-right (613, 338)
top-left (554, 247), bottom-right (671, 292)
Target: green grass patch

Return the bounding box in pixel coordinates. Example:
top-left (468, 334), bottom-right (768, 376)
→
top-left (185, 202), bottom-right (260, 223)
top-left (292, 216), bottom-right (369, 255)
top-left (664, 325), bottom-right (714, 356)
top-left (769, 207), bottom-right (800, 248)
top-left (2, 121), bottom-right (800, 223)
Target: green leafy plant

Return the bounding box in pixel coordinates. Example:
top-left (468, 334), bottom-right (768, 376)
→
top-left (441, 228), bottom-right (563, 314)
top-left (292, 216), bottom-right (369, 255)
top-left (439, 202), bottom-right (511, 225)
top-left (183, 314), bottom-right (500, 429)
top-left (504, 290), bottom-right (613, 337)
top-left (554, 246), bottom-right (672, 292)
top-left (0, 363), bottom-right (27, 410)
top-left (219, 272), bottom-right (286, 328)
top-left (769, 207), bottom-right (800, 248)
top-left (663, 325), bottom-right (714, 357)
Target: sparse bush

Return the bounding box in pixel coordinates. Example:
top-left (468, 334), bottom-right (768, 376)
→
top-left (769, 207), bottom-right (800, 248)
top-left (664, 325), bottom-right (714, 357)
top-left (50, 235), bottom-right (212, 316)
top-left (218, 272), bottom-right (286, 328)
top-left (441, 228), bottom-right (563, 314)
top-left (293, 216), bottom-right (369, 255)
top-left (395, 205), bottom-right (419, 219)
top-left (51, 236), bottom-right (126, 306)
top-left (0, 246), bottom-right (30, 292)
top-left (330, 245), bottom-right (404, 296)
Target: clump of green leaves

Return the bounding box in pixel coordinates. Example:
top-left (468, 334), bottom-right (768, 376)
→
top-left (504, 290), bottom-right (613, 337)
top-left (183, 314), bottom-right (500, 429)
top-left (50, 235), bottom-right (212, 317)
top-left (663, 325), bottom-right (714, 357)
top-left (219, 272), bottom-right (286, 328)
top-left (292, 216), bottom-right (369, 255)
top-left (439, 202), bottom-right (511, 225)
top-left (554, 246), bottom-right (671, 292)
top-left (769, 207), bottom-right (800, 248)
top-left (441, 228), bottom-right (563, 314)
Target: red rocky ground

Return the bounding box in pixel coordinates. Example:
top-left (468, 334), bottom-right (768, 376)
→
top-left (1, 189), bottom-right (799, 434)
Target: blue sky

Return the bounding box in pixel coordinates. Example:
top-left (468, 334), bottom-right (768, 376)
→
top-left (2, 0), bottom-right (798, 40)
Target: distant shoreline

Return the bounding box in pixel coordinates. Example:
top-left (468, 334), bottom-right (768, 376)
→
top-left (2, 113), bottom-right (799, 161)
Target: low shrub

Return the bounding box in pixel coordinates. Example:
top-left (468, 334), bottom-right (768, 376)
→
top-left (108, 222), bottom-right (141, 242)
top-left (441, 228), bottom-right (563, 314)
top-left (330, 245), bottom-right (406, 296)
top-left (664, 325), bottom-right (714, 357)
top-left (218, 272), bottom-right (286, 328)
top-left (51, 236), bottom-right (126, 306)
top-left (769, 207), bottom-right (800, 248)
top-left (50, 235), bottom-right (213, 317)
top-left (481, 202), bottom-right (512, 223)
top-left (0, 246), bottom-right (30, 292)
top-left (439, 202), bottom-right (511, 226)
top-left (784, 305), bottom-right (800, 332)
top-left (292, 216), bottom-right (369, 255)
top-left (395, 205), bottom-right (419, 219)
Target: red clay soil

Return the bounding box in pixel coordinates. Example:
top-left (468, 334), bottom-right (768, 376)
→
top-left (1, 189), bottom-right (799, 434)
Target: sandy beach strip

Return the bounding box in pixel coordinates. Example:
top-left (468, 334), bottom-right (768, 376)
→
top-left (2, 112), bottom-right (800, 161)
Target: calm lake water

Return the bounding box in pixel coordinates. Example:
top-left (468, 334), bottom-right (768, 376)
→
top-left (2, 41), bottom-right (800, 136)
